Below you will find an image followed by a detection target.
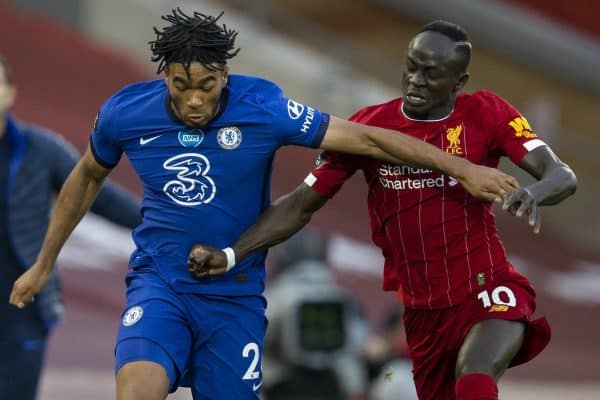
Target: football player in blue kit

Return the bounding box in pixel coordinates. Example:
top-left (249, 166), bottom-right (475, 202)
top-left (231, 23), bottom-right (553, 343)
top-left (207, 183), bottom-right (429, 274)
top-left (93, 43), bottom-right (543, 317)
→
top-left (9, 9), bottom-right (518, 400)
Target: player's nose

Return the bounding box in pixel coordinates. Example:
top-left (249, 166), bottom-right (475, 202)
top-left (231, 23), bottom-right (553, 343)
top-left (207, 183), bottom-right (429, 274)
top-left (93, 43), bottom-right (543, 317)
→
top-left (187, 91), bottom-right (204, 108)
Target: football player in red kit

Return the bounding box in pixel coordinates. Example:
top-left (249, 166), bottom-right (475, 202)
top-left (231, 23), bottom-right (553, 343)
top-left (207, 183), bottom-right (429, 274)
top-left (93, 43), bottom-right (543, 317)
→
top-left (187, 21), bottom-right (577, 400)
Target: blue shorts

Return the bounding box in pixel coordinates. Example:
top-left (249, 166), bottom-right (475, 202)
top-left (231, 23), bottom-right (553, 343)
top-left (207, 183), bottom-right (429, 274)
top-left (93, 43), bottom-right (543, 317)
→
top-left (114, 263), bottom-right (266, 399)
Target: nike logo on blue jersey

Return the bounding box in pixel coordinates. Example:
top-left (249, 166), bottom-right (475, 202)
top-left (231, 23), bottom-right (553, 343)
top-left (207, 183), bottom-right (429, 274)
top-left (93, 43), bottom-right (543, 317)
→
top-left (252, 381), bottom-right (262, 391)
top-left (140, 135), bottom-right (162, 145)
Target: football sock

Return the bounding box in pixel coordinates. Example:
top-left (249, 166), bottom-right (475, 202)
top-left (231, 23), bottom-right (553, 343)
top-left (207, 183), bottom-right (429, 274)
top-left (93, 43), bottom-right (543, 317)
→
top-left (455, 373), bottom-right (498, 400)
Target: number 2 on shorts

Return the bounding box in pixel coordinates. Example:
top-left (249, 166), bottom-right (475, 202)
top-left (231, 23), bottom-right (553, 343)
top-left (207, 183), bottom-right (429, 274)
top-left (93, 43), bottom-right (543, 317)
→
top-left (242, 342), bottom-right (261, 380)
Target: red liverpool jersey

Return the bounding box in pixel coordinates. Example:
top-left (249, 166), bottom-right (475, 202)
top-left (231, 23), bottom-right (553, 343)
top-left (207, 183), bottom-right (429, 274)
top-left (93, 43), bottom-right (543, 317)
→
top-left (307, 91), bottom-right (546, 309)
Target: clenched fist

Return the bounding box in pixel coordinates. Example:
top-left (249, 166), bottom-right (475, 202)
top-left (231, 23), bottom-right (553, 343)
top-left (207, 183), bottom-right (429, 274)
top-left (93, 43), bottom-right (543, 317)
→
top-left (187, 244), bottom-right (228, 279)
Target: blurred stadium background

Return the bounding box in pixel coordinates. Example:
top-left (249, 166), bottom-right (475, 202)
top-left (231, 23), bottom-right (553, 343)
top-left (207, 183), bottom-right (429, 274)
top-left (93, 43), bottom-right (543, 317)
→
top-left (2, 0), bottom-right (599, 398)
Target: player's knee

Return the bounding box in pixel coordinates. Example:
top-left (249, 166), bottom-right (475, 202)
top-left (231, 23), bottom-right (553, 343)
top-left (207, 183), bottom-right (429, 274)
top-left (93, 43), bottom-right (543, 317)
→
top-left (455, 354), bottom-right (504, 379)
top-left (116, 361), bottom-right (169, 400)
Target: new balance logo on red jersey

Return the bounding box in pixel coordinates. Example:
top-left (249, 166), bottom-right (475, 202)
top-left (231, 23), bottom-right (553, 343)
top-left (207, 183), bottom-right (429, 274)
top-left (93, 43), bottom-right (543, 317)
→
top-left (378, 164), bottom-right (456, 190)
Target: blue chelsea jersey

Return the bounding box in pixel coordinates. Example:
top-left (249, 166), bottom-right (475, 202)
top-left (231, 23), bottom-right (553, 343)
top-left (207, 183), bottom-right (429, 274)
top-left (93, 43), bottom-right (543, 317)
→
top-left (90, 75), bottom-right (330, 295)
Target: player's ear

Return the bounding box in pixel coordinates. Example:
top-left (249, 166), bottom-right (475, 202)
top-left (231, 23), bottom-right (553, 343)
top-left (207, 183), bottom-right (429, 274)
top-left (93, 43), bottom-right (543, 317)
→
top-left (222, 65), bottom-right (229, 84)
top-left (454, 72), bottom-right (469, 93)
top-left (163, 65), bottom-right (170, 84)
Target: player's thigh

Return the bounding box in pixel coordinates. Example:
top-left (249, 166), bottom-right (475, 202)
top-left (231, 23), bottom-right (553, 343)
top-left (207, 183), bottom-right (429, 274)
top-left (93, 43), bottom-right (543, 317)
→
top-left (115, 279), bottom-right (193, 394)
top-left (188, 296), bottom-right (267, 400)
top-left (0, 340), bottom-right (45, 400)
top-left (116, 360), bottom-right (170, 400)
top-left (455, 279), bottom-right (535, 379)
top-left (456, 318), bottom-right (525, 379)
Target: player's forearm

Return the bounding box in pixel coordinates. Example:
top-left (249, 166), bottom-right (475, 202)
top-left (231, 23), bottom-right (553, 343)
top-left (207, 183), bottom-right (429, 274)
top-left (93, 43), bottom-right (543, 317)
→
top-left (363, 125), bottom-right (471, 179)
top-left (233, 185), bottom-right (327, 262)
top-left (321, 118), bottom-right (470, 180)
top-left (36, 161), bottom-right (106, 271)
top-left (233, 197), bottom-right (311, 262)
top-left (528, 164), bottom-right (577, 205)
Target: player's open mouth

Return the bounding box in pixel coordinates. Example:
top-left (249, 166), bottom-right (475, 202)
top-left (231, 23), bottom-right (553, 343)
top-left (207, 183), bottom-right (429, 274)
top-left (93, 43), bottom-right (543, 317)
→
top-left (187, 114), bottom-right (206, 122)
top-left (405, 93), bottom-right (427, 106)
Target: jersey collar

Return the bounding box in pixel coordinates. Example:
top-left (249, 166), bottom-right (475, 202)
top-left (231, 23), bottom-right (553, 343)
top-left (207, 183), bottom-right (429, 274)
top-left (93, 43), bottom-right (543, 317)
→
top-left (400, 102), bottom-right (454, 122)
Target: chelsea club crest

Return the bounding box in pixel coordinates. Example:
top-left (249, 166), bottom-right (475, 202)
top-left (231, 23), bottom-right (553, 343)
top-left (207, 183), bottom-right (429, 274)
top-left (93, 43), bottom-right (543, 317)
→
top-left (217, 126), bottom-right (242, 150)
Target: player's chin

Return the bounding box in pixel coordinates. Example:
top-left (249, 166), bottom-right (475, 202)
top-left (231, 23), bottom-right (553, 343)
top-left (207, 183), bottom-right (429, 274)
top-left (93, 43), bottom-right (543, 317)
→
top-left (184, 116), bottom-right (208, 129)
top-left (403, 100), bottom-right (430, 115)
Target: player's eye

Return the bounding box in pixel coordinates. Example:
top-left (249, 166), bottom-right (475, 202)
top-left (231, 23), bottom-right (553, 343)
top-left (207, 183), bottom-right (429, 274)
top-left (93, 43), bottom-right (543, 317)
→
top-left (174, 84), bottom-right (186, 91)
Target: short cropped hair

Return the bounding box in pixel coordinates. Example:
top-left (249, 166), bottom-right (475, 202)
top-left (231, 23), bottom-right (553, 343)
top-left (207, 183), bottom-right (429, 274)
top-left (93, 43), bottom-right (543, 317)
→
top-left (419, 20), bottom-right (471, 71)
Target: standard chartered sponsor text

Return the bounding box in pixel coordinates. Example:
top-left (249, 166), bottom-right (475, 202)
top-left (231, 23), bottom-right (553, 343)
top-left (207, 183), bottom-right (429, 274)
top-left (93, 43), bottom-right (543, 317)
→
top-left (379, 164), bottom-right (447, 190)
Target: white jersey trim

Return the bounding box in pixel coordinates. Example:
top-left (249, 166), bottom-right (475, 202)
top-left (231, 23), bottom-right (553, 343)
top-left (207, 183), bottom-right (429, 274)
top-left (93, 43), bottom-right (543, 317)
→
top-left (304, 173), bottom-right (317, 187)
top-left (400, 103), bottom-right (454, 122)
top-left (523, 139), bottom-right (546, 152)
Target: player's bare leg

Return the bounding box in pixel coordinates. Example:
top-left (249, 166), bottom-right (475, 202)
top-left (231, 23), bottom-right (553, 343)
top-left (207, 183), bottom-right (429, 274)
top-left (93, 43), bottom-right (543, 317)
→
top-left (454, 319), bottom-right (525, 399)
top-left (456, 319), bottom-right (525, 379)
top-left (116, 361), bottom-right (169, 400)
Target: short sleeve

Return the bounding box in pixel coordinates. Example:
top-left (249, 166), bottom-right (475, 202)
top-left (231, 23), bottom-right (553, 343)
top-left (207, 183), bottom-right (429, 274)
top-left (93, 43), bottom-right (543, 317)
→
top-left (305, 151), bottom-right (360, 198)
top-left (90, 99), bottom-right (122, 168)
top-left (265, 90), bottom-right (330, 148)
top-left (485, 92), bottom-right (547, 165)
top-left (304, 105), bottom-right (373, 198)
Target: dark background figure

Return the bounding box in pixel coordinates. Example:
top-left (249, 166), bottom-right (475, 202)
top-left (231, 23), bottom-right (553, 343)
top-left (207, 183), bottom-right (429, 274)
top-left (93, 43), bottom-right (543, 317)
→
top-left (366, 307), bottom-right (417, 400)
top-left (262, 227), bottom-right (371, 400)
top-left (0, 56), bottom-right (141, 400)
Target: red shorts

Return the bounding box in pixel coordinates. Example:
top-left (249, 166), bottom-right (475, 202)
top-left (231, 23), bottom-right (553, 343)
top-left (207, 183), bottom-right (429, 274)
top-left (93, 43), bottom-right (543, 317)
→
top-left (403, 271), bottom-right (551, 400)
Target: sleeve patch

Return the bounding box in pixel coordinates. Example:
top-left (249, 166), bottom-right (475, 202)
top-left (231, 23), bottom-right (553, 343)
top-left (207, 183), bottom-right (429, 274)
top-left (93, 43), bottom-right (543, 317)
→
top-left (313, 152), bottom-right (327, 169)
top-left (508, 116), bottom-right (538, 139)
top-left (304, 173), bottom-right (317, 187)
top-left (523, 138), bottom-right (546, 152)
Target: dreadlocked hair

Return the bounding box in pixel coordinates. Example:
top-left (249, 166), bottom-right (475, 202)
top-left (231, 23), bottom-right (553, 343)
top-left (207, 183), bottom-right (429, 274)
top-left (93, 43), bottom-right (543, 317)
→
top-left (150, 8), bottom-right (240, 74)
top-left (419, 20), bottom-right (471, 71)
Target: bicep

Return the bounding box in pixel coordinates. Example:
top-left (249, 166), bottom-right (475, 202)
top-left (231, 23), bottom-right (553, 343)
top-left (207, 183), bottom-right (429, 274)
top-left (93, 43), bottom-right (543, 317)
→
top-left (320, 117), bottom-right (376, 155)
top-left (292, 183), bottom-right (329, 213)
top-left (319, 117), bottom-right (403, 163)
top-left (79, 145), bottom-right (113, 183)
top-left (271, 183), bottom-right (329, 216)
top-left (518, 146), bottom-right (564, 180)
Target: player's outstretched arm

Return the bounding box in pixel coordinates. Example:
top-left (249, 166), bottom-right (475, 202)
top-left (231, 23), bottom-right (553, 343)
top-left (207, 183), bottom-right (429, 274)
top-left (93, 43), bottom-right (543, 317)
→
top-left (9, 145), bottom-right (112, 309)
top-left (502, 146), bottom-right (577, 234)
top-left (188, 184), bottom-right (327, 278)
top-left (320, 116), bottom-right (519, 203)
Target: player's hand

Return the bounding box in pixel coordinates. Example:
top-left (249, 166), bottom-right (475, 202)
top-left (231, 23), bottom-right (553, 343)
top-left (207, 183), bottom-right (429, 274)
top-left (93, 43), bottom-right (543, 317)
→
top-left (459, 164), bottom-right (519, 203)
top-left (9, 263), bottom-right (51, 309)
top-left (502, 187), bottom-right (541, 234)
top-left (187, 244), bottom-right (228, 279)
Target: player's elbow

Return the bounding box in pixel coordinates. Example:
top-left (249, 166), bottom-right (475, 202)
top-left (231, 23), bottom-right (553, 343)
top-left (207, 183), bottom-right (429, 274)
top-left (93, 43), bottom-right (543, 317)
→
top-left (564, 168), bottom-right (577, 196)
